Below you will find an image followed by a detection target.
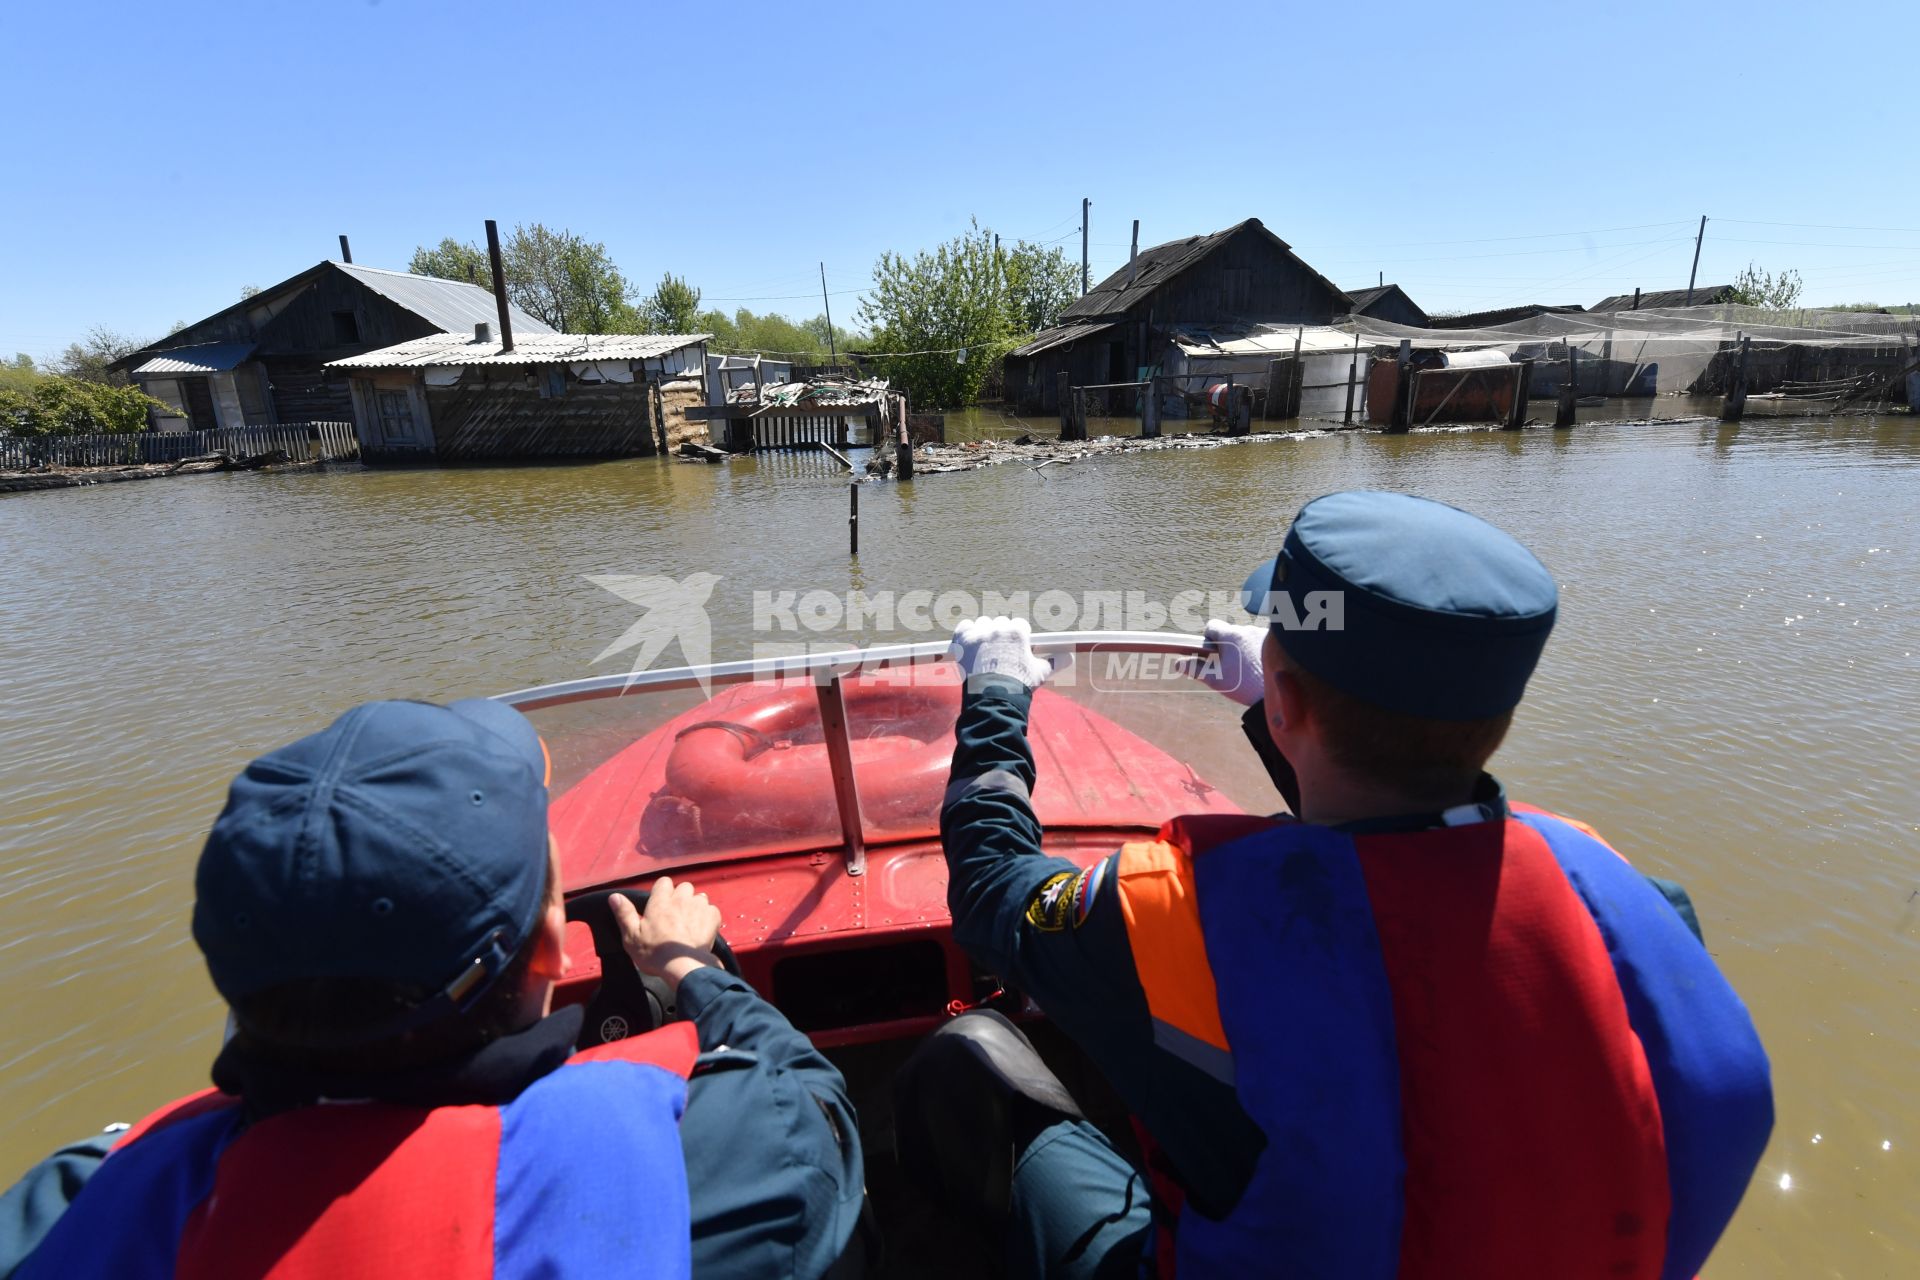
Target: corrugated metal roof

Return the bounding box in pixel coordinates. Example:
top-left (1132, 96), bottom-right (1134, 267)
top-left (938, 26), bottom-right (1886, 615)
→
top-left (1008, 322), bottom-right (1117, 359)
top-left (327, 332), bottom-right (710, 369)
top-left (335, 263), bottom-right (557, 337)
top-left (129, 342), bottom-right (257, 376)
top-left (1059, 218), bottom-right (1350, 323)
top-left (1592, 286), bottom-right (1735, 311)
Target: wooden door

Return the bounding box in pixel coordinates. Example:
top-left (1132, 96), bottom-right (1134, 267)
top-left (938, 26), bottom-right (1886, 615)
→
top-left (181, 377), bottom-right (217, 431)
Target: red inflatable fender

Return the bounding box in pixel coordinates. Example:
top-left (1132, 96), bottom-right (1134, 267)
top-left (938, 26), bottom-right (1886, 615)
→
top-left (661, 680), bottom-right (959, 836)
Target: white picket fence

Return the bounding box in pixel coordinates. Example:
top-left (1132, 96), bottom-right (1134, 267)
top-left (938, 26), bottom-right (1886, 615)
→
top-left (0, 423), bottom-right (360, 470)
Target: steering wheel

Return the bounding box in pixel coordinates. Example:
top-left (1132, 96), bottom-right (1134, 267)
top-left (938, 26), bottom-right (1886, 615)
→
top-left (563, 888), bottom-right (742, 1050)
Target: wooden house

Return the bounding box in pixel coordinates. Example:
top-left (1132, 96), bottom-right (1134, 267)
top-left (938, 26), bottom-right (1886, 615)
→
top-left (108, 262), bottom-right (554, 432)
top-left (326, 330), bottom-right (708, 464)
top-left (1003, 219), bottom-right (1350, 413)
top-left (1343, 283), bottom-right (1429, 328)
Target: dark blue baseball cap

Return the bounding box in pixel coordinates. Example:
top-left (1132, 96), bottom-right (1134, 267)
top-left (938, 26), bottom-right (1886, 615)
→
top-left (1240, 491), bottom-right (1558, 720)
top-left (192, 698), bottom-right (553, 1043)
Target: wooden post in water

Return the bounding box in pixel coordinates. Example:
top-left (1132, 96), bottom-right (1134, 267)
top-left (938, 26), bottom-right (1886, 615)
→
top-left (1555, 345), bottom-right (1578, 427)
top-left (1388, 340), bottom-right (1412, 432)
top-left (1343, 332), bottom-right (1361, 426)
top-left (1056, 372), bottom-right (1071, 435)
top-left (1721, 335), bottom-right (1752, 422)
top-left (1226, 384), bottom-right (1250, 436)
top-left (1265, 360), bottom-right (1285, 422)
top-left (848, 480), bottom-right (859, 555)
top-left (1507, 360), bottom-right (1534, 430)
top-left (895, 394), bottom-right (914, 479)
top-left (1141, 379), bottom-right (1160, 437)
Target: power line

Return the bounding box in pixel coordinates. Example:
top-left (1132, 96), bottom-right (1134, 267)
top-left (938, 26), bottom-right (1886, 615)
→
top-left (1713, 236), bottom-right (1920, 251)
top-left (700, 287), bottom-right (868, 303)
top-left (1321, 235), bottom-right (1690, 267)
top-left (1313, 219), bottom-right (1693, 250)
top-left (1717, 217), bottom-right (1920, 235)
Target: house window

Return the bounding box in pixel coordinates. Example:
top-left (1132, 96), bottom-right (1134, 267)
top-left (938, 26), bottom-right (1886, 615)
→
top-left (375, 389), bottom-right (415, 443)
top-left (332, 311), bottom-right (361, 344)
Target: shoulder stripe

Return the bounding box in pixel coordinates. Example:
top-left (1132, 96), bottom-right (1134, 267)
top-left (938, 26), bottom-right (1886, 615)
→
top-left (1114, 840), bottom-right (1229, 1055)
top-left (942, 768), bottom-right (1031, 810)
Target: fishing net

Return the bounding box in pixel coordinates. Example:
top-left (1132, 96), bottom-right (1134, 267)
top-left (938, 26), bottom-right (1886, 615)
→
top-left (1334, 304), bottom-right (1920, 420)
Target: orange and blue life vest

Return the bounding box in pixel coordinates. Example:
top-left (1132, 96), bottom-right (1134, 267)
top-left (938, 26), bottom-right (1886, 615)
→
top-left (1114, 804), bottom-right (1772, 1280)
top-left (16, 1022), bottom-right (700, 1280)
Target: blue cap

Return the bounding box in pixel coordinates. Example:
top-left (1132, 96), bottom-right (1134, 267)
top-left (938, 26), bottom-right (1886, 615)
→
top-left (192, 699), bottom-right (553, 1042)
top-left (1240, 491), bottom-right (1557, 720)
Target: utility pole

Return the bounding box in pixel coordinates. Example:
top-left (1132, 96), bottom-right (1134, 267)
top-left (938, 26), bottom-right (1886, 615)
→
top-left (1081, 197), bottom-right (1091, 295)
top-left (820, 263), bottom-right (837, 365)
top-left (1685, 215), bottom-right (1708, 306)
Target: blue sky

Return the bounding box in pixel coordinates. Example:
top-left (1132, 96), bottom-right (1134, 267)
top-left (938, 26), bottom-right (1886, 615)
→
top-left (3, 0), bottom-right (1916, 361)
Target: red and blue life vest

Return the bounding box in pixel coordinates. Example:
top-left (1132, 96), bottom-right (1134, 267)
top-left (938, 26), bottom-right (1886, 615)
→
top-left (1115, 805), bottom-right (1773, 1280)
top-left (17, 1022), bottom-right (699, 1280)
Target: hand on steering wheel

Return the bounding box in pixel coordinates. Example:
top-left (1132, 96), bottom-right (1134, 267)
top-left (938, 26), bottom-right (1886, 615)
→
top-left (565, 877), bottom-right (741, 1049)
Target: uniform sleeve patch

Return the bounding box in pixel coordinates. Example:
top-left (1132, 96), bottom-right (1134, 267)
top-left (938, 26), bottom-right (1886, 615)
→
top-left (1071, 861), bottom-right (1106, 928)
top-left (1024, 872), bottom-right (1078, 931)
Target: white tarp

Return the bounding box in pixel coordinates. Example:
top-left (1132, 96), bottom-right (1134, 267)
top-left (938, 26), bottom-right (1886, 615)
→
top-left (571, 361), bottom-right (635, 384)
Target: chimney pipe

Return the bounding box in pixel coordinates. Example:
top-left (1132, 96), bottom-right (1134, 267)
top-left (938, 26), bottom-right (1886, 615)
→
top-left (485, 219), bottom-right (514, 352)
top-left (475, 322), bottom-right (491, 344)
top-left (339, 234), bottom-right (352, 264)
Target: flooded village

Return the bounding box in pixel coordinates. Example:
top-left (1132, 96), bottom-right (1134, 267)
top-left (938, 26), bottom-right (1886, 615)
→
top-left (6, 4), bottom-right (1920, 1278)
top-left (7, 215), bottom-right (1916, 495)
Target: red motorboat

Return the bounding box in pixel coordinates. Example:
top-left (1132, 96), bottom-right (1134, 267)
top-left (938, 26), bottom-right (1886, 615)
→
top-left (498, 633), bottom-right (1286, 1274)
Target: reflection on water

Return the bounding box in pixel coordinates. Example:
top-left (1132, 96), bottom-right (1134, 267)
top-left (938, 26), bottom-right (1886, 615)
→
top-left (2, 413), bottom-right (1918, 1275)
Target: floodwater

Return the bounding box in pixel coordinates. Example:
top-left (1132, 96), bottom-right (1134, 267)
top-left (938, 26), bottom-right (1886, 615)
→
top-left (3, 410), bottom-right (1918, 1276)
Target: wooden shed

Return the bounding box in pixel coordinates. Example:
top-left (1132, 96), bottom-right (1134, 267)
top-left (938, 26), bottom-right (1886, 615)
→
top-left (1343, 283), bottom-right (1429, 328)
top-left (1003, 219), bottom-right (1351, 413)
top-left (110, 261), bottom-right (555, 432)
top-left (327, 331), bottom-right (709, 465)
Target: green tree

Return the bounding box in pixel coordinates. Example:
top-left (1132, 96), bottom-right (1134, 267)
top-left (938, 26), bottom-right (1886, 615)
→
top-left (54, 328), bottom-right (143, 386)
top-left (0, 375), bottom-right (172, 437)
top-left (699, 309), bottom-right (861, 362)
top-left (857, 220), bottom-right (1016, 408)
top-left (409, 237), bottom-right (491, 286)
top-left (642, 273), bottom-right (703, 333)
top-left (1729, 262), bottom-right (1804, 310)
top-left (2, 353), bottom-right (40, 394)
top-left (408, 225), bottom-right (641, 333)
top-left (505, 223), bottom-right (639, 333)
top-left (1002, 240), bottom-right (1080, 333)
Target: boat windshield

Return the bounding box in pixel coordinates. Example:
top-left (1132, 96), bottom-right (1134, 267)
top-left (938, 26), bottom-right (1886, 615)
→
top-left (498, 632), bottom-right (1288, 891)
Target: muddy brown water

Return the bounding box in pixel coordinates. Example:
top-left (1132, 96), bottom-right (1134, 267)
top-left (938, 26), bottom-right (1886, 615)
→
top-left (2, 410), bottom-right (1917, 1275)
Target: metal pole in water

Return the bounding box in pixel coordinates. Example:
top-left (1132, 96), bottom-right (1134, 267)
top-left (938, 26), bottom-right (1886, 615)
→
top-left (821, 263), bottom-right (836, 365)
top-left (1686, 216), bottom-right (1708, 306)
top-left (849, 480), bottom-right (859, 556)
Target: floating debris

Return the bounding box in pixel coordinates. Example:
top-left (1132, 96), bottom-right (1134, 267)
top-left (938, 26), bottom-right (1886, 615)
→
top-left (912, 427), bottom-right (1331, 475)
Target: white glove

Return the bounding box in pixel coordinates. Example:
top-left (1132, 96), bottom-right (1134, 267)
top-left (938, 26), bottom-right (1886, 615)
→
top-left (1175, 619), bottom-right (1267, 706)
top-left (947, 616), bottom-right (1068, 691)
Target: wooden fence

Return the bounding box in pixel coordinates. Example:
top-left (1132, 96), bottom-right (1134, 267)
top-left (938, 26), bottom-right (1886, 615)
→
top-left (0, 422), bottom-right (359, 470)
